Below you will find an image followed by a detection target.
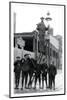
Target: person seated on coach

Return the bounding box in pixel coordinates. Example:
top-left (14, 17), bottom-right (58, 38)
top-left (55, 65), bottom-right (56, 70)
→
top-left (48, 61), bottom-right (57, 90)
top-left (14, 56), bottom-right (22, 89)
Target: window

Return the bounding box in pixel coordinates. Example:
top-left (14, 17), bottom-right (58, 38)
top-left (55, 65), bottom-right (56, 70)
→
top-left (23, 37), bottom-right (33, 52)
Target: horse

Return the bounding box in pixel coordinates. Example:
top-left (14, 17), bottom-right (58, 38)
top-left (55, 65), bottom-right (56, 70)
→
top-left (30, 62), bottom-right (48, 89)
top-left (21, 58), bottom-right (48, 89)
top-left (21, 58), bottom-right (36, 89)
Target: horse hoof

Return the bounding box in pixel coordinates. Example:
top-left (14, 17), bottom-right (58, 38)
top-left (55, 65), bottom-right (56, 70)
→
top-left (39, 87), bottom-right (42, 89)
top-left (41, 87), bottom-right (44, 89)
top-left (15, 87), bottom-right (19, 90)
top-left (14, 87), bottom-right (17, 89)
top-left (33, 87), bottom-right (36, 89)
top-left (21, 88), bottom-right (23, 90)
top-left (53, 88), bottom-right (55, 90)
top-left (25, 86), bottom-right (29, 89)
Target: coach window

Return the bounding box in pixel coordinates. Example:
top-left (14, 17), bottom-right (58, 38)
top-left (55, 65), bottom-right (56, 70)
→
top-left (23, 37), bottom-right (33, 52)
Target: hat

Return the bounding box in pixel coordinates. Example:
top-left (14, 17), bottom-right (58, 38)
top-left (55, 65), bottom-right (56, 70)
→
top-left (24, 54), bottom-right (31, 57)
top-left (16, 56), bottom-right (20, 58)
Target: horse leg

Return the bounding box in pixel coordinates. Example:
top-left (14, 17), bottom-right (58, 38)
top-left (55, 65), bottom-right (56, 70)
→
top-left (25, 72), bottom-right (28, 88)
top-left (34, 74), bottom-right (37, 89)
top-left (21, 71), bottom-right (24, 90)
top-left (28, 72), bottom-right (33, 88)
top-left (42, 74), bottom-right (44, 89)
top-left (45, 75), bottom-right (47, 89)
top-left (39, 74), bottom-right (41, 89)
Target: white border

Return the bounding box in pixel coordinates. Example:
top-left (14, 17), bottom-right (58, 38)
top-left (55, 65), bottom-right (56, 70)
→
top-left (10, 2), bottom-right (65, 97)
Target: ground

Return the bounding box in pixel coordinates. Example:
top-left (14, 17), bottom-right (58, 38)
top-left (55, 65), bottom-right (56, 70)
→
top-left (14, 69), bottom-right (64, 94)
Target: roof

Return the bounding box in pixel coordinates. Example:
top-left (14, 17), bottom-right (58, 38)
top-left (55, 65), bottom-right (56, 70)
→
top-left (14, 32), bottom-right (36, 38)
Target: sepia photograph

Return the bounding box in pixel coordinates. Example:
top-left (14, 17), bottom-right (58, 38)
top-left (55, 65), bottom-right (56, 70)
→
top-left (9, 2), bottom-right (65, 98)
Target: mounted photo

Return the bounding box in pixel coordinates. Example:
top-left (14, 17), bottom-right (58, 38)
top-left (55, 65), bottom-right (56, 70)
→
top-left (9, 2), bottom-right (66, 98)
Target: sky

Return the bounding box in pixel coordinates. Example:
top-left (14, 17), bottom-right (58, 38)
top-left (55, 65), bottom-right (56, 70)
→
top-left (11, 3), bottom-right (64, 36)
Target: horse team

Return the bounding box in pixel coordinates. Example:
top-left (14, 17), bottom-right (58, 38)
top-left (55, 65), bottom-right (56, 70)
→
top-left (14, 54), bottom-right (57, 90)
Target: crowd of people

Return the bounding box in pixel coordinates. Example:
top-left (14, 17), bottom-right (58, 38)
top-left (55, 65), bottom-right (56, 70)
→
top-left (14, 54), bottom-right (57, 91)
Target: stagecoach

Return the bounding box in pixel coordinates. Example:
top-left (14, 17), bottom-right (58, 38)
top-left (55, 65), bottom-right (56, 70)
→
top-left (14, 17), bottom-right (59, 68)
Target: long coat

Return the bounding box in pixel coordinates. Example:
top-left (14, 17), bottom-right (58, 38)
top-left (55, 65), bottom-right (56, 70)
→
top-left (48, 64), bottom-right (57, 76)
top-left (14, 60), bottom-right (22, 73)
